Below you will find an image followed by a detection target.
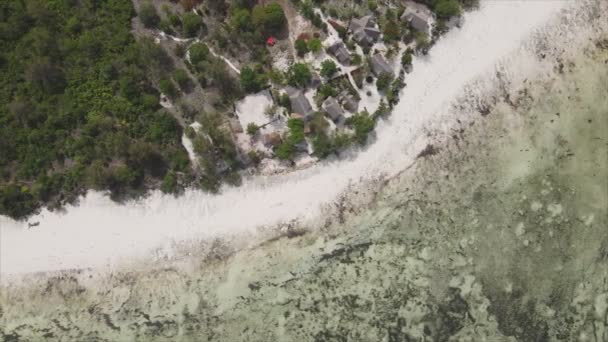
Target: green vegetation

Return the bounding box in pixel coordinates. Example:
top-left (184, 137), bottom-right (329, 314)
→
top-left (311, 133), bottom-right (333, 158)
top-left (307, 38), bottom-right (322, 54)
top-left (415, 31), bottom-right (430, 52)
top-left (188, 43), bottom-right (210, 65)
top-left (376, 72), bottom-right (393, 92)
top-left (433, 0), bottom-right (461, 19)
top-left (320, 60), bottom-right (338, 78)
top-left (139, 2), bottom-right (160, 28)
top-left (299, 1), bottom-right (326, 30)
top-left (346, 111), bottom-right (375, 144)
top-left (246, 122), bottom-right (260, 136)
top-left (317, 84), bottom-right (337, 100)
top-left (240, 67), bottom-right (267, 93)
top-left (382, 20), bottom-right (401, 42)
top-left (230, 8), bottom-right (253, 32)
top-left (172, 69), bottom-right (191, 90)
top-left (252, 3), bottom-right (286, 34)
top-left (287, 63), bottom-right (312, 87)
top-left (401, 50), bottom-right (413, 66)
top-left (295, 38), bottom-right (309, 56)
top-left (192, 113), bottom-right (241, 191)
top-left (160, 78), bottom-right (178, 99)
top-left (275, 118), bottom-right (305, 160)
top-left (182, 12), bottom-right (203, 37)
top-left (0, 0), bottom-right (187, 219)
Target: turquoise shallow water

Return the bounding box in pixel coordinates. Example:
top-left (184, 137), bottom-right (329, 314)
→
top-left (1, 5), bottom-right (607, 342)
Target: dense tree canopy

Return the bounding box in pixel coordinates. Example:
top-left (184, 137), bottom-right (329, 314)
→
top-left (0, 0), bottom-right (187, 219)
top-left (252, 3), bottom-right (286, 34)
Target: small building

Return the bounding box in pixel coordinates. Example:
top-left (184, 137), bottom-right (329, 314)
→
top-left (349, 15), bottom-right (381, 47)
top-left (370, 53), bottom-right (394, 77)
top-left (401, 1), bottom-right (433, 34)
top-left (288, 90), bottom-right (314, 119)
top-left (327, 42), bottom-right (351, 65)
top-left (322, 96), bottom-right (344, 121)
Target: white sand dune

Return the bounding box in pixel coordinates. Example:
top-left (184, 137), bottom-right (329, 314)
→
top-left (0, 1), bottom-right (570, 276)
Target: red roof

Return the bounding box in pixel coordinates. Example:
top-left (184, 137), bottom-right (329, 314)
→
top-left (266, 37), bottom-right (275, 46)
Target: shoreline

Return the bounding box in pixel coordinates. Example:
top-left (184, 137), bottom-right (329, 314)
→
top-left (0, 0), bottom-right (574, 276)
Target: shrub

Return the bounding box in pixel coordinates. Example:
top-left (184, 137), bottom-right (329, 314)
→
top-left (189, 43), bottom-right (209, 65)
top-left (172, 69), bottom-right (191, 90)
top-left (317, 84), bottom-right (336, 100)
top-left (382, 20), bottom-right (401, 42)
top-left (312, 132), bottom-right (333, 158)
top-left (252, 3), bottom-right (286, 34)
top-left (246, 122), bottom-right (259, 136)
top-left (182, 13), bottom-right (202, 37)
top-left (434, 0), bottom-right (461, 19)
top-left (161, 171), bottom-right (178, 194)
top-left (240, 67), bottom-right (264, 93)
top-left (275, 118), bottom-right (305, 160)
top-left (308, 38), bottom-right (322, 53)
top-left (287, 63), bottom-right (312, 87)
top-left (230, 8), bottom-right (253, 32)
top-left (367, 0), bottom-right (378, 11)
top-left (320, 59), bottom-right (337, 78)
top-left (376, 72), bottom-right (393, 92)
top-left (415, 32), bottom-right (430, 52)
top-left (295, 38), bottom-right (309, 56)
top-left (278, 93), bottom-right (291, 110)
top-left (159, 78), bottom-right (178, 98)
top-left (401, 51), bottom-right (413, 66)
top-left (139, 3), bottom-right (160, 28)
top-left (346, 111), bottom-right (375, 144)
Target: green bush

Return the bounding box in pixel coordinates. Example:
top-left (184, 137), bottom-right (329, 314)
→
top-left (415, 31), bottom-right (430, 52)
top-left (308, 38), bottom-right (322, 53)
top-left (376, 72), bottom-right (393, 92)
top-left (320, 59), bottom-right (338, 78)
top-left (317, 83), bottom-right (337, 100)
top-left (252, 3), bottom-right (286, 34)
top-left (182, 13), bottom-right (203, 37)
top-left (382, 20), bottom-right (401, 42)
top-left (401, 51), bottom-right (413, 66)
top-left (312, 132), bottom-right (333, 158)
top-left (275, 118), bottom-right (305, 160)
top-left (172, 69), bottom-right (191, 90)
top-left (240, 67), bottom-right (266, 93)
top-left (434, 0), bottom-right (461, 19)
top-left (189, 43), bottom-right (209, 65)
top-left (295, 39), bottom-right (309, 56)
top-left (346, 111), bottom-right (375, 144)
top-left (246, 122), bottom-right (259, 136)
top-left (287, 63), bottom-right (312, 87)
top-left (230, 8), bottom-right (253, 32)
top-left (159, 78), bottom-right (178, 98)
top-left (161, 171), bottom-right (178, 194)
top-left (139, 3), bottom-right (160, 28)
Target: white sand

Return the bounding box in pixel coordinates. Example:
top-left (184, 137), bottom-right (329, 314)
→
top-left (235, 91), bottom-right (274, 128)
top-left (0, 1), bottom-right (570, 275)
top-left (181, 122), bottom-right (202, 168)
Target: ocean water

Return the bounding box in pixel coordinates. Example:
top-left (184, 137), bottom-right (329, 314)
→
top-left (1, 1), bottom-right (607, 341)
